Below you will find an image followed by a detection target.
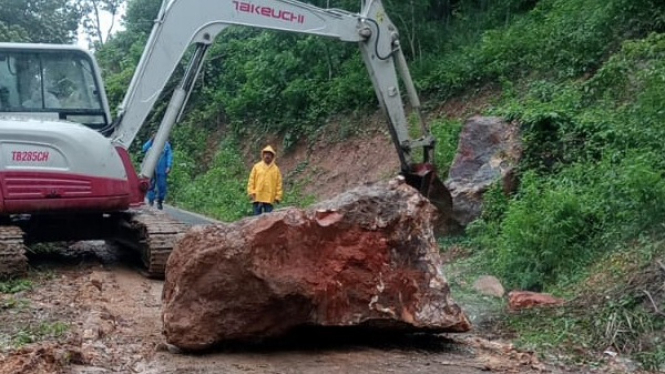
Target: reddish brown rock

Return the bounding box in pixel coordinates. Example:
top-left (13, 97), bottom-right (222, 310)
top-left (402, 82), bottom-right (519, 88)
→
top-left (445, 116), bottom-right (522, 226)
top-left (508, 291), bottom-right (565, 311)
top-left (162, 178), bottom-right (471, 351)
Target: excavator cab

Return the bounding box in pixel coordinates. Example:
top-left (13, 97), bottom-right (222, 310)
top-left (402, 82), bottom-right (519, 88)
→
top-left (0, 47), bottom-right (110, 129)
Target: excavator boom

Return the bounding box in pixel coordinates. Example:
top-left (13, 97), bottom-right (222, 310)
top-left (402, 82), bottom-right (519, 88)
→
top-left (112, 0), bottom-right (450, 212)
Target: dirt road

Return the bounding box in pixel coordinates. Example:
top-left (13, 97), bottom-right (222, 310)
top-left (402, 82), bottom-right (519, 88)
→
top-left (0, 244), bottom-right (564, 374)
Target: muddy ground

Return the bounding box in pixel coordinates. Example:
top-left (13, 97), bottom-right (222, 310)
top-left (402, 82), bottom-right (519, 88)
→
top-left (0, 242), bottom-right (628, 374)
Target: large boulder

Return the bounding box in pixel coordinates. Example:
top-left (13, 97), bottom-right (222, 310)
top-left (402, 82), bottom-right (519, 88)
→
top-left (446, 116), bottom-right (521, 226)
top-left (162, 178), bottom-right (471, 351)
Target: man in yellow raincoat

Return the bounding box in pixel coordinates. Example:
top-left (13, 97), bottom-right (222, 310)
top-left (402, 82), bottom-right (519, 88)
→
top-left (247, 145), bottom-right (283, 215)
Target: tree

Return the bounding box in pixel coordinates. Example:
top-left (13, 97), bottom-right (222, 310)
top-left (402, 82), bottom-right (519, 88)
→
top-left (123, 0), bottom-right (161, 34)
top-left (94, 0), bottom-right (161, 107)
top-left (80, 0), bottom-right (125, 47)
top-left (0, 21), bottom-right (30, 42)
top-left (0, 0), bottom-right (82, 43)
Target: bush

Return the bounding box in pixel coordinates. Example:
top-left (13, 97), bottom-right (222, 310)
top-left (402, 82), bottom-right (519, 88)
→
top-left (486, 171), bottom-right (598, 290)
top-left (481, 152), bottom-right (665, 291)
top-left (430, 118), bottom-right (463, 174)
top-left (172, 139), bottom-right (250, 222)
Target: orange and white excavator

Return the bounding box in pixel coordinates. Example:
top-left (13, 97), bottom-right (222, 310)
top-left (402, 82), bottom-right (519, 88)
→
top-left (0, 0), bottom-right (451, 278)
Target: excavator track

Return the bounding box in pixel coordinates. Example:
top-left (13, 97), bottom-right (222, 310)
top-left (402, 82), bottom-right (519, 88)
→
top-left (0, 225), bottom-right (29, 279)
top-left (111, 209), bottom-right (189, 278)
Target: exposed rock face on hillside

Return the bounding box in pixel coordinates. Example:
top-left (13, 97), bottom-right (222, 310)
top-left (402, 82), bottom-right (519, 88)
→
top-left (162, 178), bottom-right (471, 351)
top-left (446, 116), bottom-right (522, 226)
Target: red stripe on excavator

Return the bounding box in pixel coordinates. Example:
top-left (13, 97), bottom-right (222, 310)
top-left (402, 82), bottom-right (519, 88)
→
top-left (0, 147), bottom-right (147, 214)
top-left (2, 196), bottom-right (131, 213)
top-left (0, 171), bottom-right (131, 213)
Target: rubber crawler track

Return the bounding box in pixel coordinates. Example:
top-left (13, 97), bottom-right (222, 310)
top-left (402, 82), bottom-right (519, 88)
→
top-left (113, 209), bottom-right (189, 278)
top-left (0, 226), bottom-right (28, 279)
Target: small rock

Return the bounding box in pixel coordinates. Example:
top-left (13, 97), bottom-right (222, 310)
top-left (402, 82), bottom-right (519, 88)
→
top-left (70, 366), bottom-right (110, 374)
top-left (83, 329), bottom-right (96, 340)
top-left (132, 362), bottom-right (146, 373)
top-left (508, 291), bottom-right (564, 310)
top-left (99, 320), bottom-right (115, 337)
top-left (473, 275), bottom-right (505, 297)
top-left (166, 343), bottom-right (183, 354)
top-left (613, 357), bottom-right (640, 373)
top-left (154, 342), bottom-right (169, 352)
top-left (89, 272), bottom-right (104, 292)
top-left (604, 348), bottom-right (618, 357)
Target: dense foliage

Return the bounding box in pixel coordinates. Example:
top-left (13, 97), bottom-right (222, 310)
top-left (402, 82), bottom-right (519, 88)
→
top-left (471, 31), bottom-right (665, 290)
top-left (0, 0), bottom-right (82, 43)
top-left (95, 0), bottom-right (543, 137)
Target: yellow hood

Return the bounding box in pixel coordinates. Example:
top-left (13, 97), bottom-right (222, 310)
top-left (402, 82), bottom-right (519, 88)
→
top-left (262, 145), bottom-right (276, 158)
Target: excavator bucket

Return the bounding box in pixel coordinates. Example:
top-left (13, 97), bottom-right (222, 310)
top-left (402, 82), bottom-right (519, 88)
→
top-left (403, 163), bottom-right (459, 235)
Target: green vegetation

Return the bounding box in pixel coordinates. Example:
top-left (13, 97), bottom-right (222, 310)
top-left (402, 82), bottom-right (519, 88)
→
top-left (468, 30), bottom-right (665, 292)
top-left (430, 118), bottom-right (463, 175)
top-left (0, 0), bottom-right (81, 43)
top-left (168, 137), bottom-right (315, 222)
top-left (503, 238), bottom-right (665, 371)
top-left (9, 321), bottom-right (70, 348)
top-left (442, 1), bottom-right (665, 369)
top-left (0, 295), bottom-right (29, 311)
top-left (0, 279), bottom-right (32, 294)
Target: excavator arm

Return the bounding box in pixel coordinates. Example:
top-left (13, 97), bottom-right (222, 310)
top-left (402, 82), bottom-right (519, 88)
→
top-left (112, 0), bottom-right (450, 211)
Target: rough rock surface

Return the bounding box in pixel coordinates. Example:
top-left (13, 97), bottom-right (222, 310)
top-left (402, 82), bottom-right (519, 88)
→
top-left (508, 291), bottom-right (565, 311)
top-left (445, 116), bottom-right (521, 226)
top-left (162, 178), bottom-right (471, 351)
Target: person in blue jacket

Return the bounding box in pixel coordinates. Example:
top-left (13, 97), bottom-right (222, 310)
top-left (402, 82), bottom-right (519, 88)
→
top-left (142, 134), bottom-right (173, 210)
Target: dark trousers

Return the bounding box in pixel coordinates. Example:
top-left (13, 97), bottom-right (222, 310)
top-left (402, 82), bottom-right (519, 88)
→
top-left (147, 173), bottom-right (168, 203)
top-left (253, 202), bottom-right (274, 215)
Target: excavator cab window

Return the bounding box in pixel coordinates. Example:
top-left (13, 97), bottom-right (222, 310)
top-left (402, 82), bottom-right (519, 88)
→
top-left (0, 48), bottom-right (107, 130)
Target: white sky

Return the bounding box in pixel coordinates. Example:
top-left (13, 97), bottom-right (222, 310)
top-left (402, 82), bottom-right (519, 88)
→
top-left (77, 4), bottom-right (127, 51)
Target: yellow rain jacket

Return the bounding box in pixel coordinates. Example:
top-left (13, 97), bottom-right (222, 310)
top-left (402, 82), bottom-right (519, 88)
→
top-left (247, 145), bottom-right (283, 204)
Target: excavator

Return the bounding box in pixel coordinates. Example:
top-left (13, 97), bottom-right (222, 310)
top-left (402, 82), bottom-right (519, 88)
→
top-left (0, 0), bottom-right (451, 279)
